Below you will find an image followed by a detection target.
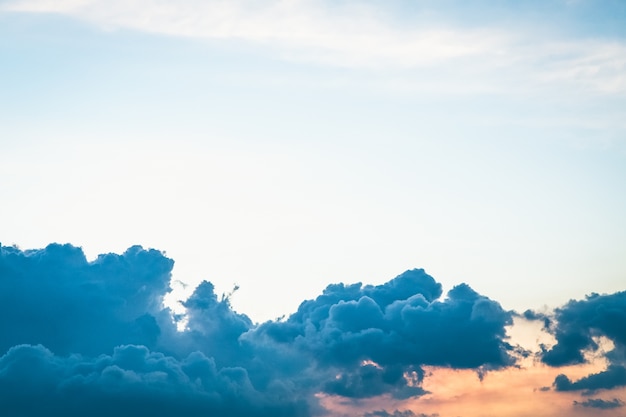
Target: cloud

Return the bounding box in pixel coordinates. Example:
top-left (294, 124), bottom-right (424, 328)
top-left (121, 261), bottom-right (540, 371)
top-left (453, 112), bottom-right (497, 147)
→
top-left (522, 309), bottom-right (551, 330)
top-left (323, 363), bottom-right (428, 400)
top-left (6, 241), bottom-right (626, 417)
top-left (364, 410), bottom-right (438, 417)
top-left (2, 0), bottom-right (625, 94)
top-left (173, 281), bottom-right (254, 364)
top-left (0, 243), bottom-right (309, 416)
top-left (0, 243), bottom-right (522, 415)
top-left (246, 270), bottom-right (516, 399)
top-left (554, 365), bottom-right (626, 393)
top-left (573, 398), bottom-right (624, 410)
top-left (0, 243), bottom-right (175, 356)
top-left (0, 344), bottom-right (307, 417)
top-left (0, 0), bottom-right (507, 69)
top-left (540, 291), bottom-right (626, 367)
top-left (540, 291), bottom-right (626, 392)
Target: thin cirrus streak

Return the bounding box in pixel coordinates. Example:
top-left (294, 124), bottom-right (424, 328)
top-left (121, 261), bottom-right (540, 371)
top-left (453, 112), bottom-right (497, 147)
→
top-left (0, 243), bottom-right (625, 416)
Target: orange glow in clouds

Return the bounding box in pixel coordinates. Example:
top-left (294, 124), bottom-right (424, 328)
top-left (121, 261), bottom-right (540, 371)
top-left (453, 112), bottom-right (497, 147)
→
top-left (320, 319), bottom-right (625, 417)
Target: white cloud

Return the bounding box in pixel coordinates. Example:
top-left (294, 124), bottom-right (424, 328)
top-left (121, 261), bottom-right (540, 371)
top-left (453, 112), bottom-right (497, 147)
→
top-left (1, 0), bottom-right (506, 67)
top-left (534, 41), bottom-right (626, 94)
top-left (2, 0), bottom-right (625, 94)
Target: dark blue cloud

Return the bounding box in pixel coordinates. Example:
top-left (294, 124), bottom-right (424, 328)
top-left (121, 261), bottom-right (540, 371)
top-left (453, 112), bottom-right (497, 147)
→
top-left (554, 365), bottom-right (626, 393)
top-left (0, 244), bottom-right (518, 415)
top-left (540, 291), bottom-right (626, 367)
top-left (323, 362), bottom-right (428, 399)
top-left (573, 398), bottom-right (624, 409)
top-left (538, 291), bottom-right (626, 392)
top-left (247, 270), bottom-right (515, 399)
top-left (521, 309), bottom-right (551, 330)
top-left (363, 410), bottom-right (438, 417)
top-left (171, 281), bottom-right (254, 364)
top-left (0, 344), bottom-right (307, 417)
top-left (0, 243), bottom-right (174, 356)
top-left (0, 243), bottom-right (306, 416)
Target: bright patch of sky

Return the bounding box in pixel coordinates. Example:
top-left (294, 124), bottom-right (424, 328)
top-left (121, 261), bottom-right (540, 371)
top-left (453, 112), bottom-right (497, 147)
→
top-left (1, 0), bottom-right (625, 322)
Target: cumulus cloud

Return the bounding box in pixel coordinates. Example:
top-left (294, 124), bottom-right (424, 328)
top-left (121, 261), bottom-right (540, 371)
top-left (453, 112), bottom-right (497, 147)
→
top-left (5, 242), bottom-right (615, 416)
top-left (540, 291), bottom-right (626, 393)
top-left (0, 344), bottom-right (307, 417)
top-left (0, 243), bottom-right (174, 356)
top-left (0, 243), bottom-right (308, 416)
top-left (541, 291), bottom-right (626, 366)
top-left (246, 270), bottom-right (515, 399)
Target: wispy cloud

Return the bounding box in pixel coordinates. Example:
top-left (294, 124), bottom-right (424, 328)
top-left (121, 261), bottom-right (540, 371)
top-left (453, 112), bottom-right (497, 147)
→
top-left (2, 0), bottom-right (625, 94)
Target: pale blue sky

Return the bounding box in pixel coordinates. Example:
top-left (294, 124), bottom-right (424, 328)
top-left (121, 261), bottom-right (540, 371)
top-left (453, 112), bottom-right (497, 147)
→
top-left (1, 0), bottom-right (625, 322)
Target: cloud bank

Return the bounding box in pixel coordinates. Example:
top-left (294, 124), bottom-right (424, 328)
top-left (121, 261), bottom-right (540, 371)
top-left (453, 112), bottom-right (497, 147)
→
top-left (0, 243), bottom-right (517, 416)
top-left (0, 243), bottom-right (624, 415)
top-left (0, 344), bottom-right (305, 417)
top-left (0, 243), bottom-right (306, 416)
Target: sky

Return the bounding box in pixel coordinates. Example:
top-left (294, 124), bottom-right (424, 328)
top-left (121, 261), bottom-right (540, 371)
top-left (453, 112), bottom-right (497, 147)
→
top-left (0, 0), bottom-right (625, 416)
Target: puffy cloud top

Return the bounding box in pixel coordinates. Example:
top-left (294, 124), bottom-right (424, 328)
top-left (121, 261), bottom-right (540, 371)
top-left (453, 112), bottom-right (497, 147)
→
top-left (0, 243), bottom-right (173, 356)
top-left (248, 269), bottom-right (514, 399)
top-left (0, 243), bottom-right (306, 416)
top-left (6, 243), bottom-right (617, 416)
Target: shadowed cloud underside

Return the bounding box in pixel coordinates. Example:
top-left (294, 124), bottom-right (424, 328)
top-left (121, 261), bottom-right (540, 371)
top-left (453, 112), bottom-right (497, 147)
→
top-left (1, 243), bottom-right (625, 416)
